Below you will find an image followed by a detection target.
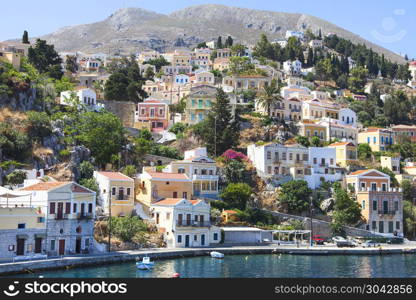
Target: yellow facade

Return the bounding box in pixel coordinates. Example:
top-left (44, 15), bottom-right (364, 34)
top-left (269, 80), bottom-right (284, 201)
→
top-left (357, 129), bottom-right (393, 152)
top-left (0, 207), bottom-right (45, 230)
top-left (328, 142), bottom-right (358, 167)
top-left (0, 51), bottom-right (21, 69)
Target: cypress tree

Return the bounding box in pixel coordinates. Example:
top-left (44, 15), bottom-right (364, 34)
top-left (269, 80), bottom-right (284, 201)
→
top-left (22, 30), bottom-right (30, 44)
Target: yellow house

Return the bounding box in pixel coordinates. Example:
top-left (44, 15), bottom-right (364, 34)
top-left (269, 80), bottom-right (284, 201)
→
top-left (163, 147), bottom-right (219, 200)
top-left (357, 128), bottom-right (394, 152)
top-left (221, 210), bottom-right (238, 223)
top-left (94, 171), bottom-right (135, 217)
top-left (0, 51), bottom-right (21, 69)
top-left (136, 169), bottom-right (193, 209)
top-left (185, 85), bottom-right (217, 124)
top-left (328, 142), bottom-right (358, 167)
top-left (298, 120), bottom-right (327, 140)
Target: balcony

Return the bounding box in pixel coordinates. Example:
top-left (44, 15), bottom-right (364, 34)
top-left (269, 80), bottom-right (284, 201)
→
top-left (192, 174), bottom-right (219, 181)
top-left (54, 214), bottom-right (69, 220)
top-left (112, 195), bottom-right (131, 201)
top-left (377, 210), bottom-right (396, 215)
top-left (176, 221), bottom-right (211, 227)
top-left (77, 212), bottom-right (93, 220)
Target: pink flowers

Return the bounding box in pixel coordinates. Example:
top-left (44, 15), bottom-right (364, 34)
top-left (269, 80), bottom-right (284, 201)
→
top-left (221, 149), bottom-right (248, 161)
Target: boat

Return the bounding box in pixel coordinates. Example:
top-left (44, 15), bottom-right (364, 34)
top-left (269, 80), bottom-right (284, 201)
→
top-left (136, 256), bottom-right (155, 270)
top-left (210, 251), bottom-right (224, 259)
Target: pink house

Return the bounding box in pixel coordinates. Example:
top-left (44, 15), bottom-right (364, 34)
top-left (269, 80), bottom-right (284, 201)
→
top-left (135, 99), bottom-right (169, 132)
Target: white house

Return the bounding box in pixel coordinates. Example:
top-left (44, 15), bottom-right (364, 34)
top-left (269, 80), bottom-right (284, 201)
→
top-left (308, 40), bottom-right (323, 48)
top-left (283, 60), bottom-right (302, 75)
top-left (174, 74), bottom-right (190, 85)
top-left (285, 31), bottom-right (304, 40)
top-left (150, 198), bottom-right (221, 248)
top-left (338, 108), bottom-right (357, 127)
top-left (60, 88), bottom-right (97, 108)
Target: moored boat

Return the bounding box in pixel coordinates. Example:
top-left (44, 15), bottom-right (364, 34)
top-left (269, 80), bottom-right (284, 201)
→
top-left (210, 251), bottom-right (224, 259)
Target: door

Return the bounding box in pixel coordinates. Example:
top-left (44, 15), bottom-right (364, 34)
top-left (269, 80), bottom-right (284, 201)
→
top-left (118, 188), bottom-right (124, 200)
top-left (201, 234), bottom-right (205, 246)
top-left (178, 214), bottom-right (183, 226)
top-left (81, 203), bottom-right (85, 215)
top-left (173, 191), bottom-right (178, 198)
top-left (186, 214), bottom-right (191, 226)
top-left (59, 239), bottom-right (65, 255)
top-left (34, 238), bottom-right (42, 253)
top-left (383, 201), bottom-right (389, 214)
top-left (185, 235), bottom-right (190, 247)
top-left (75, 238), bottom-right (81, 254)
top-left (16, 239), bottom-right (25, 256)
top-left (57, 202), bottom-right (63, 219)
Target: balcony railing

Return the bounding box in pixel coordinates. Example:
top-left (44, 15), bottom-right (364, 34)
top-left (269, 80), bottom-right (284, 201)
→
top-left (377, 210), bottom-right (396, 215)
top-left (112, 195), bottom-right (131, 201)
top-left (77, 212), bottom-right (93, 220)
top-left (176, 221), bottom-right (211, 227)
top-left (192, 174), bottom-right (219, 181)
top-left (54, 214), bottom-right (69, 220)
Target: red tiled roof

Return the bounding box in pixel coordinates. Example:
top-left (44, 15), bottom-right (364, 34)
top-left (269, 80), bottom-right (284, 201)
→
top-left (152, 198), bottom-right (185, 206)
top-left (147, 171), bottom-right (189, 180)
top-left (71, 184), bottom-right (94, 193)
top-left (97, 171), bottom-right (133, 180)
top-left (350, 169), bottom-right (370, 175)
top-left (20, 182), bottom-right (69, 191)
top-left (329, 142), bottom-right (356, 147)
top-left (223, 210), bottom-right (237, 214)
top-left (189, 200), bottom-right (202, 205)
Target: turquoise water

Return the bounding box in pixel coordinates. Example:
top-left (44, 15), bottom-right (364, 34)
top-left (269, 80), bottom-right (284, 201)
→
top-left (12, 254), bottom-right (416, 278)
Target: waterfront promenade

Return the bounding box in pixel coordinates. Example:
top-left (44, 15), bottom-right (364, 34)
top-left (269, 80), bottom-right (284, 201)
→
top-left (1, 243), bottom-right (416, 276)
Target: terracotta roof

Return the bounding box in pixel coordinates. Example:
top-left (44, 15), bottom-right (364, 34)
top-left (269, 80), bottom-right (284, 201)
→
top-left (97, 171), bottom-right (133, 181)
top-left (223, 210), bottom-right (237, 214)
top-left (71, 184), bottom-right (94, 193)
top-left (20, 182), bottom-right (69, 191)
top-left (152, 198), bottom-right (185, 206)
top-left (189, 200), bottom-right (202, 205)
top-left (329, 142), bottom-right (355, 147)
top-left (147, 171), bottom-right (189, 180)
top-left (350, 169), bottom-right (370, 175)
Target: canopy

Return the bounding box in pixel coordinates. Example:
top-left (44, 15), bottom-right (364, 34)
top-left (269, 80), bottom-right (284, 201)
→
top-left (0, 186), bottom-right (32, 198)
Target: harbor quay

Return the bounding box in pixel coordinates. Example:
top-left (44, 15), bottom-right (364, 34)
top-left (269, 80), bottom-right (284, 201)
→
top-left (1, 243), bottom-right (416, 276)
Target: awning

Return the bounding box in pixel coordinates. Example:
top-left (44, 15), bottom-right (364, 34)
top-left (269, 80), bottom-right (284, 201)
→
top-left (16, 234), bottom-right (28, 239)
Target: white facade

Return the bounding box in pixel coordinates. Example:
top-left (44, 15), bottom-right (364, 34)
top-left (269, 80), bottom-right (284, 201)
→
top-left (283, 60), bottom-right (302, 75)
top-left (174, 74), bottom-right (190, 85)
top-left (338, 108), bottom-right (357, 127)
top-left (60, 88), bottom-right (97, 107)
top-left (150, 198), bottom-right (221, 248)
top-left (285, 31), bottom-right (304, 40)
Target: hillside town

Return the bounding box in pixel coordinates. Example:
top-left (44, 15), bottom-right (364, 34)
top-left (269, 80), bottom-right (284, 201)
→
top-left (1, 25), bottom-right (416, 262)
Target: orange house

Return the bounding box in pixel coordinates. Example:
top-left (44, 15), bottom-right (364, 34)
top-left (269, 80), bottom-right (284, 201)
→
top-left (135, 99), bottom-right (169, 132)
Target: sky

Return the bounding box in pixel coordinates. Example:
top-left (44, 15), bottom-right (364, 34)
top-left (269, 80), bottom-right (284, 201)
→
top-left (1, 0), bottom-right (415, 58)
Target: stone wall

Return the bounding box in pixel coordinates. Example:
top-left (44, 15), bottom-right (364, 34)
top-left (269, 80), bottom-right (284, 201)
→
top-left (0, 228), bottom-right (46, 259)
top-left (98, 100), bottom-right (136, 127)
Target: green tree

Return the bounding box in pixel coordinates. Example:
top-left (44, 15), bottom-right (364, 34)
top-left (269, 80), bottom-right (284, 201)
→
top-left (193, 88), bottom-right (239, 156)
top-left (75, 111), bottom-right (125, 166)
top-left (220, 183), bottom-right (252, 210)
top-left (376, 166), bottom-right (399, 187)
top-left (65, 55), bottom-right (78, 73)
top-left (225, 36), bottom-right (233, 47)
top-left (22, 30), bottom-right (30, 44)
top-left (28, 39), bottom-right (62, 79)
top-left (223, 159), bottom-right (247, 183)
top-left (79, 161), bottom-right (94, 180)
top-left (217, 36), bottom-right (223, 49)
top-left (295, 136), bottom-right (310, 147)
top-left (348, 67), bottom-right (368, 93)
top-left (110, 216), bottom-right (148, 242)
top-left (144, 66), bottom-right (155, 79)
top-left (384, 90), bottom-right (411, 125)
top-left (122, 165), bottom-right (136, 178)
top-left (25, 111), bottom-right (51, 142)
top-left (146, 56), bottom-right (170, 72)
top-left (357, 143), bottom-right (372, 161)
top-left (5, 170), bottom-right (27, 187)
top-left (332, 188), bottom-right (362, 226)
top-left (256, 84), bottom-right (282, 118)
top-left (79, 177), bottom-right (99, 201)
top-left (279, 180), bottom-right (312, 213)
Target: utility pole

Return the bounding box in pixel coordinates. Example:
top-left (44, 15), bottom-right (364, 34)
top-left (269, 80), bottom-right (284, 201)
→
top-left (108, 196), bottom-right (112, 252)
top-left (309, 195), bottom-right (313, 247)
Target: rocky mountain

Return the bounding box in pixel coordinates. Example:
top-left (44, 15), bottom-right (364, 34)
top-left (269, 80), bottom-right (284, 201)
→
top-left (28, 4), bottom-right (405, 63)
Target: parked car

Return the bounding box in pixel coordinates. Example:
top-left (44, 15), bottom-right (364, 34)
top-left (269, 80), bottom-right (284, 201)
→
top-left (362, 240), bottom-right (381, 248)
top-left (312, 235), bottom-right (325, 245)
top-left (332, 236), bottom-right (356, 248)
top-left (387, 237), bottom-right (404, 244)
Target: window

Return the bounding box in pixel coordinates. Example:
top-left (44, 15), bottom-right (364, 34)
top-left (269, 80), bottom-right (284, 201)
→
top-left (112, 187), bottom-right (116, 195)
top-left (379, 221), bottom-right (384, 233)
top-left (50, 240), bottom-right (55, 251)
top-left (313, 158), bottom-right (317, 164)
top-left (65, 202), bottom-right (71, 214)
top-left (371, 183), bottom-right (377, 191)
top-left (372, 200), bottom-right (377, 211)
top-left (127, 188), bottom-right (131, 196)
top-left (18, 223), bottom-right (26, 229)
top-left (37, 217), bottom-right (45, 223)
top-left (394, 201), bottom-right (399, 211)
top-left (194, 235), bottom-right (197, 241)
top-left (361, 182), bottom-right (366, 189)
top-left (213, 233), bottom-right (218, 241)
top-left (88, 203), bottom-right (93, 213)
top-left (388, 221), bottom-right (394, 233)
top-left (361, 200), bottom-right (365, 210)
top-left (267, 151), bottom-right (271, 159)
top-left (166, 213), bottom-right (170, 220)
top-left (372, 221), bottom-right (377, 230)
top-left (289, 153), bottom-right (293, 160)
top-left (73, 203), bottom-right (77, 213)
top-left (382, 184), bottom-right (387, 192)
top-left (50, 202), bottom-right (56, 214)
top-left (396, 221), bottom-right (400, 230)
top-left (177, 235), bottom-right (182, 243)
top-left (183, 192), bottom-right (188, 199)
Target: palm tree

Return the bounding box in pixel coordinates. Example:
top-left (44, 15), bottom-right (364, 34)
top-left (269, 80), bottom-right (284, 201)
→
top-left (256, 84), bottom-right (283, 118)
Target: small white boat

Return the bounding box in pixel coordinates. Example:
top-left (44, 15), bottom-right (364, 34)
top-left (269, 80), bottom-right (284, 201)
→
top-left (210, 251), bottom-right (224, 259)
top-left (136, 256), bottom-right (155, 270)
